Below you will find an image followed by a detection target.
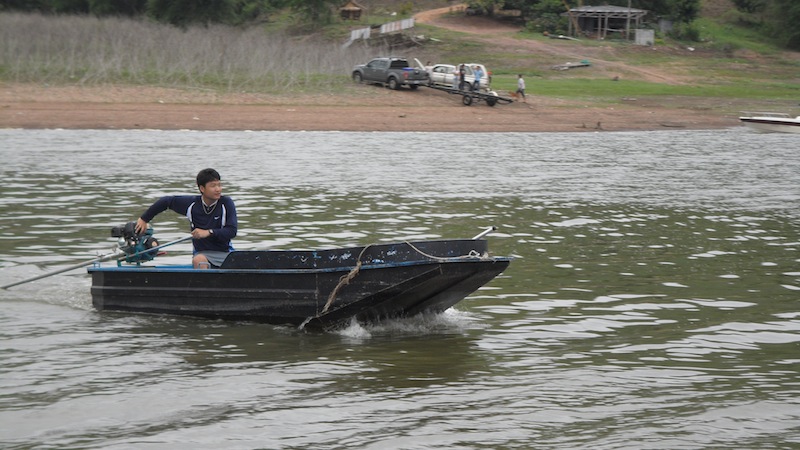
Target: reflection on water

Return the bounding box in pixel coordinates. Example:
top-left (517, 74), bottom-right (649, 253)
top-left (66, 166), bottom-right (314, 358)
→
top-left (0, 129), bottom-right (799, 448)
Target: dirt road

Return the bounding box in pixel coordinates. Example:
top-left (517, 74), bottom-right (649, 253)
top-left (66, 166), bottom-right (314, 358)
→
top-left (414, 5), bottom-right (687, 84)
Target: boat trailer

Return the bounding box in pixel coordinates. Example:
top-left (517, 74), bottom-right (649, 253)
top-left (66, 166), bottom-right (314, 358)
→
top-left (425, 84), bottom-right (515, 107)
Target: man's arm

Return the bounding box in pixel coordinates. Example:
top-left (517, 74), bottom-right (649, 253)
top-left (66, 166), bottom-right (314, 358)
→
top-left (208, 196), bottom-right (238, 242)
top-left (135, 196), bottom-right (191, 234)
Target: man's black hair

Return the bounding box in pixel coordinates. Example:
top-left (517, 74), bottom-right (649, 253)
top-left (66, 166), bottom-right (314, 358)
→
top-left (196, 168), bottom-right (221, 188)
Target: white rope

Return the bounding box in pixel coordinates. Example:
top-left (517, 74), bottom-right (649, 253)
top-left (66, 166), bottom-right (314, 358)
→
top-left (402, 240), bottom-right (490, 262)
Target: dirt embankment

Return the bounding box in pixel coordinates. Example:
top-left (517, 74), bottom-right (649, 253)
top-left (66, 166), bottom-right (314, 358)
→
top-left (0, 80), bottom-right (742, 132)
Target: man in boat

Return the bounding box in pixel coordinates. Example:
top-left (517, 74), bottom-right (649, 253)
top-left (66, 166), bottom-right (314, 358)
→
top-left (135, 168), bottom-right (237, 269)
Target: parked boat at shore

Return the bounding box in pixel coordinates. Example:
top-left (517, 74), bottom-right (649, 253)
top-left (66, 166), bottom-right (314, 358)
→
top-left (739, 112), bottom-right (800, 134)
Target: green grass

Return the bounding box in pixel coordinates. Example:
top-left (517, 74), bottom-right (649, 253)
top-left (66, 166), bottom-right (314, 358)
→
top-left (693, 17), bottom-right (780, 55)
top-left (487, 76), bottom-right (800, 102)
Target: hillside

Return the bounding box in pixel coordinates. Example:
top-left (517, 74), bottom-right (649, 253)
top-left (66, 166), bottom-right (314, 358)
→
top-left (411, 1), bottom-right (799, 85)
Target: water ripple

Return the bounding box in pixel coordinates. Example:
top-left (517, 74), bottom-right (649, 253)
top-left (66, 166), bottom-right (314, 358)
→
top-left (1, 129), bottom-right (799, 448)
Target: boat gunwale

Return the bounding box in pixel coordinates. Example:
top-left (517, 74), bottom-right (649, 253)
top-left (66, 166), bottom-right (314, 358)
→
top-left (88, 256), bottom-right (512, 275)
top-left (738, 111), bottom-right (794, 119)
top-left (739, 117), bottom-right (800, 124)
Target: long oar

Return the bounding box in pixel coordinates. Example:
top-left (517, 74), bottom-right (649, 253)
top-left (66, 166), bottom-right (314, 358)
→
top-left (1, 235), bottom-right (193, 290)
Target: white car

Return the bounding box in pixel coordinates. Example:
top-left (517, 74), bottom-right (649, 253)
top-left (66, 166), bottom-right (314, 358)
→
top-left (422, 62), bottom-right (492, 92)
top-left (426, 64), bottom-right (459, 87)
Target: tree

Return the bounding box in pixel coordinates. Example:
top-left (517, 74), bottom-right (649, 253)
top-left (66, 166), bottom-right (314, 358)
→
top-left (146, 0), bottom-right (238, 26)
top-left (731, 0), bottom-right (768, 14)
top-left (730, 0), bottom-right (800, 50)
top-left (500, 0), bottom-right (530, 19)
top-left (50, 0), bottom-right (88, 13)
top-left (632, 0), bottom-right (672, 18)
top-left (233, 0), bottom-right (282, 23)
top-left (0, 0), bottom-right (50, 11)
top-left (769, 0), bottom-right (800, 49)
top-left (468, 0), bottom-right (502, 16)
top-left (671, 0), bottom-right (699, 23)
top-left (524, 0), bottom-right (569, 34)
top-left (285, 0), bottom-right (337, 25)
top-left (89, 0), bottom-right (146, 16)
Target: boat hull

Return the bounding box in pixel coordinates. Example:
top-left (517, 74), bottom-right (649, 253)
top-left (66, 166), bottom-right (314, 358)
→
top-left (89, 240), bottom-right (510, 328)
top-left (739, 116), bottom-right (800, 134)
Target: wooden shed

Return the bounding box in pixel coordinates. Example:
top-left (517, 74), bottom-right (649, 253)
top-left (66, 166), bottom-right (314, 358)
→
top-left (563, 5), bottom-right (648, 40)
top-left (340, 1), bottom-right (365, 21)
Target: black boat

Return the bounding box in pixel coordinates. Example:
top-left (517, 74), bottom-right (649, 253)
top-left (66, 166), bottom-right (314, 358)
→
top-left (88, 228), bottom-right (511, 329)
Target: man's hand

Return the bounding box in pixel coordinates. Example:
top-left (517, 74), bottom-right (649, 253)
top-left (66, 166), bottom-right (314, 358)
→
top-left (191, 228), bottom-right (212, 239)
top-left (135, 218), bottom-right (148, 235)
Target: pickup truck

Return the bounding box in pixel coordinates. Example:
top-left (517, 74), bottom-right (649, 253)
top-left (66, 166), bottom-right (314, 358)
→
top-left (352, 57), bottom-right (429, 90)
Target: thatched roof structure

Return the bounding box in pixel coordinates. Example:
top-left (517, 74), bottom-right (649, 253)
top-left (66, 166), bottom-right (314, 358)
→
top-left (340, 1), bottom-right (365, 20)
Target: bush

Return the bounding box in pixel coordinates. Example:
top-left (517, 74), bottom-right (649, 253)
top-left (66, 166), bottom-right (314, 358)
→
top-left (525, 13), bottom-right (567, 35)
top-left (668, 22), bottom-right (701, 42)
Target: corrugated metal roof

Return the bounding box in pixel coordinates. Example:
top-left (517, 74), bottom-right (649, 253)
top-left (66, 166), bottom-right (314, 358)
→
top-left (570, 5), bottom-right (647, 13)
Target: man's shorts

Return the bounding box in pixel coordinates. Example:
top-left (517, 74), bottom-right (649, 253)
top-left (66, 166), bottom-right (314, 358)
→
top-left (198, 251), bottom-right (229, 268)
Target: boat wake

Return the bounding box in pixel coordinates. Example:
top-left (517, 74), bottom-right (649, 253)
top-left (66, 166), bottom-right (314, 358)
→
top-left (334, 308), bottom-right (486, 340)
top-left (1, 266), bottom-right (93, 310)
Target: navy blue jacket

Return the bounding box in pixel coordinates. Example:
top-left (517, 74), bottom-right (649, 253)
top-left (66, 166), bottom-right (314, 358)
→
top-left (141, 195), bottom-right (237, 253)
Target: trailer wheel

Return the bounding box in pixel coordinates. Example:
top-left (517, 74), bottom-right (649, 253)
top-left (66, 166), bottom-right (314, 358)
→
top-left (486, 98), bottom-right (497, 107)
top-left (462, 95), bottom-right (473, 106)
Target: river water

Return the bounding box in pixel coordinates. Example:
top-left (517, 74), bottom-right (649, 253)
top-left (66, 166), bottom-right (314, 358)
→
top-left (1, 128), bottom-right (798, 449)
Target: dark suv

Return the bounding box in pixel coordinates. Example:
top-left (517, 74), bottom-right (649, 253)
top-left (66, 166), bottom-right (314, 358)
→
top-left (352, 57), bottom-right (429, 90)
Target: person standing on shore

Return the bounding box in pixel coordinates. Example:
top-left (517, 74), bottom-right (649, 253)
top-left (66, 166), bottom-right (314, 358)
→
top-left (516, 74), bottom-right (527, 103)
top-left (135, 168), bottom-right (238, 269)
top-left (473, 65), bottom-right (483, 92)
top-left (458, 64), bottom-right (466, 91)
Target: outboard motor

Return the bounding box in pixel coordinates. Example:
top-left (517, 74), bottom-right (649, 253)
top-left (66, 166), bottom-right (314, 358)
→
top-left (111, 222), bottom-right (160, 265)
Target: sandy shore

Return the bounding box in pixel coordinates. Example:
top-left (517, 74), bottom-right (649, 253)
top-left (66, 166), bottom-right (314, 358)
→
top-left (0, 82), bottom-right (740, 132)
